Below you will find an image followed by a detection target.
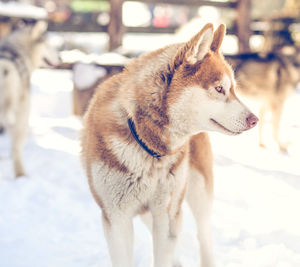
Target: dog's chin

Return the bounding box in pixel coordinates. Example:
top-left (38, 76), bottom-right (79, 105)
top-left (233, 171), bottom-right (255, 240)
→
top-left (210, 118), bottom-right (242, 136)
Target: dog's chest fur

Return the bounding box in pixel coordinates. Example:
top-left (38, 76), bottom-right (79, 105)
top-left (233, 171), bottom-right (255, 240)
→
top-left (90, 136), bottom-right (188, 216)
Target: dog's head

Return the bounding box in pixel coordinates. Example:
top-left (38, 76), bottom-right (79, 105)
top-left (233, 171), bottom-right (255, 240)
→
top-left (168, 23), bottom-right (258, 136)
top-left (8, 21), bottom-right (61, 68)
top-left (29, 21), bottom-right (61, 68)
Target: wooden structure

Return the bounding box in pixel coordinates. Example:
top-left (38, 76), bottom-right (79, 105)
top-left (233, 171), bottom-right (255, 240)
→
top-left (47, 0), bottom-right (299, 53)
top-left (47, 0), bottom-right (253, 53)
top-left (108, 0), bottom-right (125, 51)
top-left (68, 0), bottom-right (272, 115)
top-left (108, 0), bottom-right (252, 52)
top-left (236, 0), bottom-right (251, 52)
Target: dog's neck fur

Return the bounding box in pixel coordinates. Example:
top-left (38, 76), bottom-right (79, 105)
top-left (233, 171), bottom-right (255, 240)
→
top-left (119, 44), bottom-right (191, 157)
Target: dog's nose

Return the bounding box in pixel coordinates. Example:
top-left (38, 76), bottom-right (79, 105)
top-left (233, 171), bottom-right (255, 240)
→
top-left (246, 113), bottom-right (259, 128)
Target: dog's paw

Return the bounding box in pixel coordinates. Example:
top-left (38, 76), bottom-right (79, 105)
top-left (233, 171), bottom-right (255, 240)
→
top-left (15, 168), bottom-right (26, 178)
top-left (14, 160), bottom-right (26, 178)
top-left (259, 142), bottom-right (266, 149)
top-left (278, 142), bottom-right (289, 153)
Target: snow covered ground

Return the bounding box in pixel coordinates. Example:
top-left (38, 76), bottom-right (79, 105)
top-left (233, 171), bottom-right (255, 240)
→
top-left (0, 69), bottom-right (300, 267)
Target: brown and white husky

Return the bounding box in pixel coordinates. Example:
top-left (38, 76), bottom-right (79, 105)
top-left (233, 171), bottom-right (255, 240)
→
top-left (81, 23), bottom-right (258, 267)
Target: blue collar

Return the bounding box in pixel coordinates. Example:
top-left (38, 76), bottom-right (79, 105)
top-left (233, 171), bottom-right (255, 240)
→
top-left (128, 118), bottom-right (163, 159)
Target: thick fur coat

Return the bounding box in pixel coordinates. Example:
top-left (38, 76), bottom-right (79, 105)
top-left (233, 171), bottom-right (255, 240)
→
top-left (81, 24), bottom-right (258, 267)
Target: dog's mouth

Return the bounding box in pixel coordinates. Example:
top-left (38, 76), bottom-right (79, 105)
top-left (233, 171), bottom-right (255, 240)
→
top-left (210, 118), bottom-right (241, 135)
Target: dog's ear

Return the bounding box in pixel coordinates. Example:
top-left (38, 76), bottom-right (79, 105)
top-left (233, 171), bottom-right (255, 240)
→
top-left (185, 23), bottom-right (214, 64)
top-left (31, 20), bottom-right (48, 40)
top-left (171, 23), bottom-right (213, 69)
top-left (210, 24), bottom-right (226, 53)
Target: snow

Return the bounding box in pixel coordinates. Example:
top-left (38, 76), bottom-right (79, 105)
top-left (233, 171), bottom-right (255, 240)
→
top-left (73, 63), bottom-right (107, 91)
top-left (0, 2), bottom-right (47, 20)
top-left (0, 69), bottom-right (300, 267)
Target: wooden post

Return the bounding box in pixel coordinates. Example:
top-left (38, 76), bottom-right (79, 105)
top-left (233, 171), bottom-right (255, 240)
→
top-left (236, 0), bottom-right (251, 53)
top-left (108, 0), bottom-right (124, 51)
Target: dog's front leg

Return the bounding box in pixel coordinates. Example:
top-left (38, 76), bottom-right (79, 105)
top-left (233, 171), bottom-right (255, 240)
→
top-left (186, 168), bottom-right (214, 267)
top-left (151, 184), bottom-right (184, 267)
top-left (152, 211), bottom-right (182, 267)
top-left (102, 214), bottom-right (134, 267)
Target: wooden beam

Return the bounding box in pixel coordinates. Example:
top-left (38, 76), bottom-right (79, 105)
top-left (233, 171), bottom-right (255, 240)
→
top-left (108, 0), bottom-right (125, 51)
top-left (236, 0), bottom-right (251, 53)
top-left (48, 22), bottom-right (236, 34)
top-left (129, 0), bottom-right (237, 8)
top-left (49, 20), bottom-right (290, 39)
top-left (48, 21), bottom-right (107, 32)
top-left (127, 25), bottom-right (235, 34)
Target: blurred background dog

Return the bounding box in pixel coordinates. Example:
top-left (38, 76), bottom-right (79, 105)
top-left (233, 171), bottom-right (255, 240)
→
top-left (0, 21), bottom-right (60, 177)
top-left (227, 48), bottom-right (300, 151)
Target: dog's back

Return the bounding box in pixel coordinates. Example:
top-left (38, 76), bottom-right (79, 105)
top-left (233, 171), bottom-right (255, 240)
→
top-left (227, 52), bottom-right (300, 100)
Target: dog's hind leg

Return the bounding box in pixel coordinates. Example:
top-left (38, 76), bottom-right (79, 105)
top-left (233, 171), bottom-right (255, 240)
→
top-left (102, 213), bottom-right (134, 267)
top-left (11, 123), bottom-right (27, 177)
top-left (10, 97), bottom-right (29, 177)
top-left (258, 106), bottom-right (267, 148)
top-left (271, 100), bottom-right (287, 151)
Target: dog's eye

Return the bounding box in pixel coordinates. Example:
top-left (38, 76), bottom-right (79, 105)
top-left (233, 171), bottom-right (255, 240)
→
top-left (215, 85), bottom-right (224, 94)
